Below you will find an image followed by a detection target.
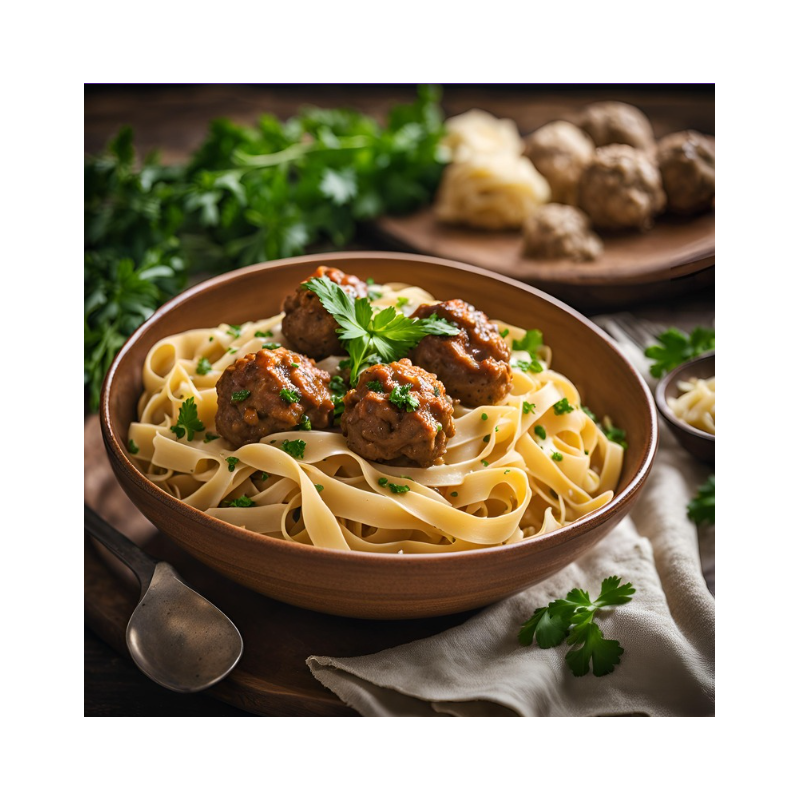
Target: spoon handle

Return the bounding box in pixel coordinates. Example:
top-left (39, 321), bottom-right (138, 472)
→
top-left (84, 504), bottom-right (157, 592)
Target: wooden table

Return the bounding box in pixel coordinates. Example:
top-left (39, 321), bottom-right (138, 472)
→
top-left (84, 84), bottom-right (714, 716)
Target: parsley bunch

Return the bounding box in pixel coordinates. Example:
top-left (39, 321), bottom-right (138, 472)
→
top-left (303, 276), bottom-right (458, 383)
top-left (519, 576), bottom-right (635, 677)
top-left (85, 86), bottom-right (448, 409)
top-left (644, 326), bottom-right (715, 378)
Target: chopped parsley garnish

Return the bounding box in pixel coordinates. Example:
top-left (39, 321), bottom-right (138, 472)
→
top-left (500, 328), bottom-right (509, 338)
top-left (297, 414), bottom-right (312, 431)
top-left (258, 472), bottom-right (269, 481)
top-left (644, 326), bottom-right (715, 378)
top-left (378, 477), bottom-right (389, 486)
top-left (204, 432), bottom-right (220, 443)
top-left (170, 397), bottom-right (206, 441)
top-left (436, 423), bottom-right (442, 432)
top-left (483, 434), bottom-right (491, 442)
top-left (602, 422), bottom-right (628, 449)
top-left (227, 347), bottom-right (237, 354)
top-left (225, 456), bottom-right (239, 472)
top-left (315, 484), bottom-right (324, 493)
top-left (262, 342), bottom-right (281, 350)
top-left (396, 296), bottom-right (409, 307)
top-left (280, 388), bottom-right (300, 404)
top-left (290, 362), bottom-right (300, 368)
top-left (388, 482), bottom-right (410, 494)
top-left (504, 469), bottom-right (511, 474)
top-left (517, 360), bottom-right (543, 374)
top-left (281, 439), bottom-right (306, 459)
top-left (481, 413), bottom-right (489, 421)
top-left (551, 451), bottom-right (564, 462)
top-left (127, 439), bottom-right (139, 454)
top-left (366, 277), bottom-right (375, 285)
top-left (254, 330), bottom-right (272, 338)
top-left (522, 401), bottom-right (535, 414)
top-left (366, 380), bottom-right (383, 392)
top-left (302, 276), bottom-right (459, 385)
top-left (534, 425), bottom-right (546, 440)
top-left (581, 404), bottom-right (597, 422)
top-left (226, 324), bottom-right (242, 338)
top-left (196, 357), bottom-right (213, 376)
top-left (329, 374), bottom-right (347, 423)
top-left (231, 390), bottom-right (251, 403)
top-left (481, 459), bottom-right (489, 467)
top-left (389, 383), bottom-right (420, 412)
top-left (209, 336), bottom-right (214, 342)
top-left (518, 576), bottom-right (635, 677)
top-left (553, 398), bottom-right (574, 415)
top-left (450, 491), bottom-right (458, 497)
top-left (688, 474), bottom-right (714, 525)
top-left (225, 495), bottom-right (255, 507)
top-left (433, 386), bottom-right (440, 397)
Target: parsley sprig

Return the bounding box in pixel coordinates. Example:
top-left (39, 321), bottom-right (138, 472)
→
top-left (170, 397), bottom-right (205, 441)
top-left (519, 577), bottom-right (635, 677)
top-left (303, 276), bottom-right (458, 384)
top-left (644, 326), bottom-right (715, 378)
top-left (688, 474), bottom-right (714, 524)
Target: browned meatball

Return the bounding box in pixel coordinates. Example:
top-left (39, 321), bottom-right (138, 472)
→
top-left (577, 101), bottom-right (655, 151)
top-left (281, 265), bottom-right (368, 360)
top-left (577, 144), bottom-right (666, 231)
top-left (215, 347), bottom-right (334, 447)
top-left (340, 359), bottom-right (455, 468)
top-left (409, 300), bottom-right (512, 407)
top-left (657, 130), bottom-right (715, 214)
top-left (523, 204), bottom-right (603, 261)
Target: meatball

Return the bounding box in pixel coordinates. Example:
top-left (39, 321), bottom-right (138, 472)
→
top-left (577, 144), bottom-right (666, 231)
top-left (215, 347), bottom-right (334, 447)
top-left (340, 359), bottom-right (455, 468)
top-left (281, 265), bottom-right (368, 360)
top-left (409, 299), bottom-right (512, 407)
top-left (657, 130), bottom-right (715, 214)
top-left (523, 204), bottom-right (603, 262)
top-left (523, 121), bottom-right (595, 206)
top-left (577, 101), bottom-right (655, 152)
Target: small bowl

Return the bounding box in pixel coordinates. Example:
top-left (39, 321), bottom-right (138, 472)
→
top-left (655, 352), bottom-right (715, 464)
top-left (100, 251), bottom-right (658, 619)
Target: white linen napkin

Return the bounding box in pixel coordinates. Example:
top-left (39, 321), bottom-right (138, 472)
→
top-left (307, 325), bottom-right (715, 716)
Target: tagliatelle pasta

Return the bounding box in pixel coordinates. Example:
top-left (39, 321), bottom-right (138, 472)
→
top-left (667, 376), bottom-right (715, 435)
top-left (127, 283), bottom-right (624, 553)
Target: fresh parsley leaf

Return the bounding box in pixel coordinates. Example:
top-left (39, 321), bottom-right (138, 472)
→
top-left (280, 388), bottom-right (300, 404)
top-left (258, 471), bottom-right (269, 481)
top-left (512, 329), bottom-right (543, 356)
top-left (481, 459), bottom-right (489, 467)
top-left (226, 324), bottom-right (242, 338)
top-left (127, 439), bottom-right (139, 454)
top-left (225, 495), bottom-right (255, 507)
top-left (553, 398), bottom-right (574, 415)
top-left (329, 374), bottom-right (347, 423)
top-left (551, 451), bottom-right (563, 461)
top-left (581, 404), bottom-right (597, 422)
top-left (170, 397), bottom-right (205, 441)
top-left (378, 477), bottom-right (389, 486)
top-left (303, 276), bottom-right (458, 384)
top-left (204, 432), bottom-right (220, 442)
top-left (534, 425), bottom-right (546, 440)
top-left (602, 422), bottom-right (628, 449)
top-left (388, 483), bottom-right (410, 494)
top-left (396, 297), bottom-right (409, 307)
top-left (196, 357), bottom-right (213, 376)
top-left (519, 576), bottom-right (634, 677)
top-left (262, 342), bottom-right (281, 350)
top-left (481, 412), bottom-right (488, 421)
top-left (644, 326), bottom-right (715, 378)
top-left (389, 383), bottom-right (420, 412)
top-left (281, 439), bottom-right (306, 459)
top-left (500, 328), bottom-right (509, 338)
top-left (231, 390), bottom-right (251, 403)
top-left (225, 456), bottom-right (239, 472)
top-left (450, 491), bottom-right (458, 497)
top-left (297, 414), bottom-right (312, 431)
top-left (688, 474), bottom-right (715, 525)
top-left (517, 360), bottom-right (543, 374)
top-left (522, 401), bottom-right (535, 414)
top-left (366, 380), bottom-right (383, 392)
top-left (254, 330), bottom-right (272, 338)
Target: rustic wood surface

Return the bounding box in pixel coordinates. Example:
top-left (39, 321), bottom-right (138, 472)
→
top-left (84, 84), bottom-right (714, 716)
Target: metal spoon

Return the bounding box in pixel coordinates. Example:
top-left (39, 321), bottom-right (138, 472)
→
top-left (84, 504), bottom-right (243, 693)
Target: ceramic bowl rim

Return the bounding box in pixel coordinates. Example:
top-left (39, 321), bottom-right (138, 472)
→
top-left (100, 251), bottom-right (659, 565)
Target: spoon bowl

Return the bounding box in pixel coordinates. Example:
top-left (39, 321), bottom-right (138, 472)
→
top-left (126, 562), bottom-right (244, 693)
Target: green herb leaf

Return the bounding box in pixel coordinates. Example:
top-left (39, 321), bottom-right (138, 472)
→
top-left (366, 380), bottom-right (383, 392)
top-left (196, 357), bottom-right (213, 376)
top-left (388, 483), bottom-right (410, 494)
top-left (534, 425), bottom-right (546, 440)
top-left (644, 326), bottom-right (715, 378)
top-left (127, 439), bottom-right (140, 454)
top-left (231, 390), bottom-right (251, 403)
top-left (297, 414), bottom-right (312, 431)
top-left (170, 397), bottom-right (205, 441)
top-left (262, 342), bottom-right (281, 350)
top-left (602, 422), bottom-right (628, 449)
top-left (522, 401), bottom-right (535, 414)
top-left (688, 474), bottom-right (715, 525)
top-left (225, 495), bottom-right (255, 507)
top-left (551, 451), bottom-right (563, 461)
top-left (226, 324), bottom-right (242, 338)
top-left (281, 439), bottom-right (306, 459)
top-left (389, 383), bottom-right (420, 412)
top-left (204, 432), bottom-right (220, 442)
top-left (553, 398), bottom-right (574, 415)
top-left (254, 330), bottom-right (272, 338)
top-left (226, 456), bottom-right (239, 472)
top-left (280, 388), bottom-right (300, 404)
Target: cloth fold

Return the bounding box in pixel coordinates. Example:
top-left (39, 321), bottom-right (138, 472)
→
top-left (306, 323), bottom-right (715, 716)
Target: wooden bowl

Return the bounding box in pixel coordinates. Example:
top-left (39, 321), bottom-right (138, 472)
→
top-left (100, 252), bottom-right (658, 620)
top-left (655, 352), bottom-right (715, 464)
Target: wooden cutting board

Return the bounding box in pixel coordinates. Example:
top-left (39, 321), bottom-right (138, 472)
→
top-left (372, 209), bottom-right (714, 312)
top-left (84, 416), bottom-right (475, 716)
